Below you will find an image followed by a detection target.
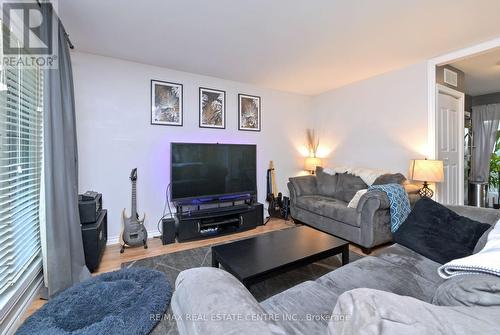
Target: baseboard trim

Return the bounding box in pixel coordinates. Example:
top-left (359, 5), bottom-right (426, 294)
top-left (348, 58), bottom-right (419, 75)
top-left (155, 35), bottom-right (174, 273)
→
top-left (106, 230), bottom-right (161, 246)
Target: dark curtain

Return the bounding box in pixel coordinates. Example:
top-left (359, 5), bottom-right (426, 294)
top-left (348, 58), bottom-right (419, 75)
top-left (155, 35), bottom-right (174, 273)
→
top-left (41, 3), bottom-right (90, 297)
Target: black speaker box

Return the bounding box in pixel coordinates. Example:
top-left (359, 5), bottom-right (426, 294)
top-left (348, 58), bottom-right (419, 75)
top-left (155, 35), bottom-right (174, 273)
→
top-left (162, 217), bottom-right (176, 245)
top-left (81, 209), bottom-right (107, 272)
top-left (282, 196), bottom-right (290, 220)
top-left (78, 192), bottom-right (102, 224)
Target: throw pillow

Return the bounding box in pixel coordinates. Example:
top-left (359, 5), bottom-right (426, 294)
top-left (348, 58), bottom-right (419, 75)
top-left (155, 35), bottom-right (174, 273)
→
top-left (372, 173), bottom-right (406, 186)
top-left (333, 173), bottom-right (368, 203)
top-left (315, 167), bottom-right (338, 198)
top-left (432, 274), bottom-right (500, 307)
top-left (438, 222), bottom-right (500, 278)
top-left (323, 166), bottom-right (387, 186)
top-left (393, 198), bottom-right (490, 264)
top-left (442, 205), bottom-right (500, 253)
top-left (347, 189), bottom-right (368, 208)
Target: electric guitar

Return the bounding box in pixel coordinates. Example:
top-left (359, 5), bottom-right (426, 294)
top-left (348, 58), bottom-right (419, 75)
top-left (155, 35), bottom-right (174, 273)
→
top-left (120, 168), bottom-right (147, 253)
top-left (266, 161), bottom-right (283, 219)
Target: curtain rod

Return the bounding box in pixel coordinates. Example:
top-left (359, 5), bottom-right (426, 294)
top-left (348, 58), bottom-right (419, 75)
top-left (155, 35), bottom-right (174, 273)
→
top-left (36, 0), bottom-right (75, 50)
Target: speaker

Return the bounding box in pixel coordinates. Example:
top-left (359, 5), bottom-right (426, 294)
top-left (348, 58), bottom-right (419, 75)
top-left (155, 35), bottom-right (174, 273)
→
top-left (78, 192), bottom-right (102, 224)
top-left (162, 217), bottom-right (176, 245)
top-left (81, 210), bottom-right (107, 272)
top-left (282, 196), bottom-right (290, 220)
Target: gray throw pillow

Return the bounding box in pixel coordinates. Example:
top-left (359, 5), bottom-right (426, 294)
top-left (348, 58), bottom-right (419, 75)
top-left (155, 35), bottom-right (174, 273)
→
top-left (333, 173), bottom-right (367, 203)
top-left (315, 167), bottom-right (338, 197)
top-left (432, 274), bottom-right (500, 307)
top-left (372, 173), bottom-right (406, 185)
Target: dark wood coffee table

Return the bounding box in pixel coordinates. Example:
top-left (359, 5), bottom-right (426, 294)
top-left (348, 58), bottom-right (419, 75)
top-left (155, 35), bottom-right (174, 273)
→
top-left (211, 226), bottom-right (349, 287)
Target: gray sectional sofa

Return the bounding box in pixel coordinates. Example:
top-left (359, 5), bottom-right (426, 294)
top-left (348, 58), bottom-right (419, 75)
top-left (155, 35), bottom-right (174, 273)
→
top-left (288, 168), bottom-right (401, 253)
top-left (171, 205), bottom-right (500, 335)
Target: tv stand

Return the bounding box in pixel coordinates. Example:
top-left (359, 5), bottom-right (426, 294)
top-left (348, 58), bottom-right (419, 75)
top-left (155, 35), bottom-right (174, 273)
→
top-left (175, 202), bottom-right (264, 242)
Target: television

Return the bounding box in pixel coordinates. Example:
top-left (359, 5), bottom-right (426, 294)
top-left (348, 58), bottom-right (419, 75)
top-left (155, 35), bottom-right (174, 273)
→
top-left (171, 143), bottom-right (257, 203)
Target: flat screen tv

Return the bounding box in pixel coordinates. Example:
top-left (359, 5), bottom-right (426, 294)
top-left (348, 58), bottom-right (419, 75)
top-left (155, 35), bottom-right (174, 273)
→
top-left (171, 143), bottom-right (257, 203)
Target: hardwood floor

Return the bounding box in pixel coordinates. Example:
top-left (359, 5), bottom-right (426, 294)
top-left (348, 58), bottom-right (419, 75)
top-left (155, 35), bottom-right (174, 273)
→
top-left (21, 218), bottom-right (377, 322)
top-left (22, 219), bottom-right (293, 320)
top-left (96, 218), bottom-right (295, 274)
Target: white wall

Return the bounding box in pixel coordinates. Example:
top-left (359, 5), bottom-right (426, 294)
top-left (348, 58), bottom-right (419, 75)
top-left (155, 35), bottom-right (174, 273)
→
top-left (311, 62), bottom-right (429, 174)
top-left (73, 51), bottom-right (432, 243)
top-left (72, 52), bottom-right (311, 243)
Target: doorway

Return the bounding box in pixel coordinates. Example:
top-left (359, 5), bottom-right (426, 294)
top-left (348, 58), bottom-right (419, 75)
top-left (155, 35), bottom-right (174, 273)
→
top-left (433, 45), bottom-right (500, 207)
top-left (436, 84), bottom-right (464, 205)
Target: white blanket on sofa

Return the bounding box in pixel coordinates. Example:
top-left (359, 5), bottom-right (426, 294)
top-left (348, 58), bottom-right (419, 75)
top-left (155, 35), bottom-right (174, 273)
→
top-left (323, 166), bottom-right (388, 186)
top-left (438, 222), bottom-right (500, 278)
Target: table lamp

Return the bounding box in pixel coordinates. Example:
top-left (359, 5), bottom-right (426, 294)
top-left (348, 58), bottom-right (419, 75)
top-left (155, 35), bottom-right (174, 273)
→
top-left (408, 159), bottom-right (444, 198)
top-left (305, 157), bottom-right (322, 174)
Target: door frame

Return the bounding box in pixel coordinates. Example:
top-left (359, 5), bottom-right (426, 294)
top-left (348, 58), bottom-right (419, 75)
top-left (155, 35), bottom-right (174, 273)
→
top-left (427, 37), bottom-right (500, 204)
top-left (435, 84), bottom-right (465, 204)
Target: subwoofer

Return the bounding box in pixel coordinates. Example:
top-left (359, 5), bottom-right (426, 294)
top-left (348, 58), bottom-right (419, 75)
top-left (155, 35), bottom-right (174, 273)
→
top-left (162, 217), bottom-right (176, 245)
top-left (81, 210), bottom-right (107, 272)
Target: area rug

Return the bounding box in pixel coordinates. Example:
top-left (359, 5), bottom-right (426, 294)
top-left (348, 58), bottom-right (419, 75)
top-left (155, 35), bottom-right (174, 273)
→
top-left (17, 268), bottom-right (172, 335)
top-left (122, 235), bottom-right (363, 335)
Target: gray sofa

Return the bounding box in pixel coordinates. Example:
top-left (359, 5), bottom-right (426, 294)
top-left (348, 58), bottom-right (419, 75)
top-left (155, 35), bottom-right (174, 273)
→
top-left (171, 205), bottom-right (500, 335)
top-left (288, 168), bottom-right (402, 253)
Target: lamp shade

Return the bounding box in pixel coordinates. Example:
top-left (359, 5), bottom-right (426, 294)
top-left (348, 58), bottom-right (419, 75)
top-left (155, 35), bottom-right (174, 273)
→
top-left (305, 157), bottom-right (322, 172)
top-left (409, 159), bottom-right (444, 182)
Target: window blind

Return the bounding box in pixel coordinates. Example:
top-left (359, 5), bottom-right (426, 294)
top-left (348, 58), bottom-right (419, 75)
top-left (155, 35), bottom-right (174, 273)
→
top-left (0, 48), bottom-right (44, 299)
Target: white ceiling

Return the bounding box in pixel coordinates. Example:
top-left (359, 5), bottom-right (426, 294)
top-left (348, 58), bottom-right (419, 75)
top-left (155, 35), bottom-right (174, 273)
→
top-left (451, 48), bottom-right (500, 96)
top-left (59, 0), bottom-right (500, 95)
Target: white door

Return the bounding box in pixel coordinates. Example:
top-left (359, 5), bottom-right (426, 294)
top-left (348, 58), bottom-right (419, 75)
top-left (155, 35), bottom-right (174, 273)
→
top-left (436, 85), bottom-right (464, 205)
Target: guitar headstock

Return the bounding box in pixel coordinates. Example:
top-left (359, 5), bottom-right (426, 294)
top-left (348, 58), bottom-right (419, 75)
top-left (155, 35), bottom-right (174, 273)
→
top-left (130, 168), bottom-right (138, 181)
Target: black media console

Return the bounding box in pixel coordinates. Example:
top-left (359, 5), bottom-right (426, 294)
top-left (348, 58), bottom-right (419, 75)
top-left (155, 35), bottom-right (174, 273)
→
top-left (175, 202), bottom-right (264, 242)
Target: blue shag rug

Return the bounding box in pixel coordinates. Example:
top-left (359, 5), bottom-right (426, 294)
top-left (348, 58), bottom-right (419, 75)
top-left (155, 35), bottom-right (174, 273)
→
top-left (17, 268), bottom-right (172, 335)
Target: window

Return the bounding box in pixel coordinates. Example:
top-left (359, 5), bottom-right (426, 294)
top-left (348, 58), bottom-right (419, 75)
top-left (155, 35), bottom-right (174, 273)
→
top-left (0, 30), bottom-right (44, 316)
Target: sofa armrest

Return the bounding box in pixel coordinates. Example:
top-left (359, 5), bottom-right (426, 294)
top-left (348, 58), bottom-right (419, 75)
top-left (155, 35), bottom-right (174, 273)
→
top-left (356, 190), bottom-right (391, 249)
top-left (171, 268), bottom-right (286, 335)
top-left (356, 190), bottom-right (390, 213)
top-left (328, 288), bottom-right (500, 335)
top-left (288, 175), bottom-right (317, 199)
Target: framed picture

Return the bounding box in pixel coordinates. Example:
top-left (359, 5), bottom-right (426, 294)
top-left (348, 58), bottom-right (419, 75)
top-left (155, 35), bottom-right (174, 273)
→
top-left (238, 94), bottom-right (261, 131)
top-left (151, 80), bottom-right (183, 126)
top-left (199, 87), bottom-right (225, 129)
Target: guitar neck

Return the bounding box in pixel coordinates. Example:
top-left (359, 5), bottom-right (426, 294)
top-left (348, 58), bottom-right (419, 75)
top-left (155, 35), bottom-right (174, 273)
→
top-left (131, 180), bottom-right (137, 215)
top-left (271, 170), bottom-right (277, 197)
top-left (268, 161), bottom-right (277, 197)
